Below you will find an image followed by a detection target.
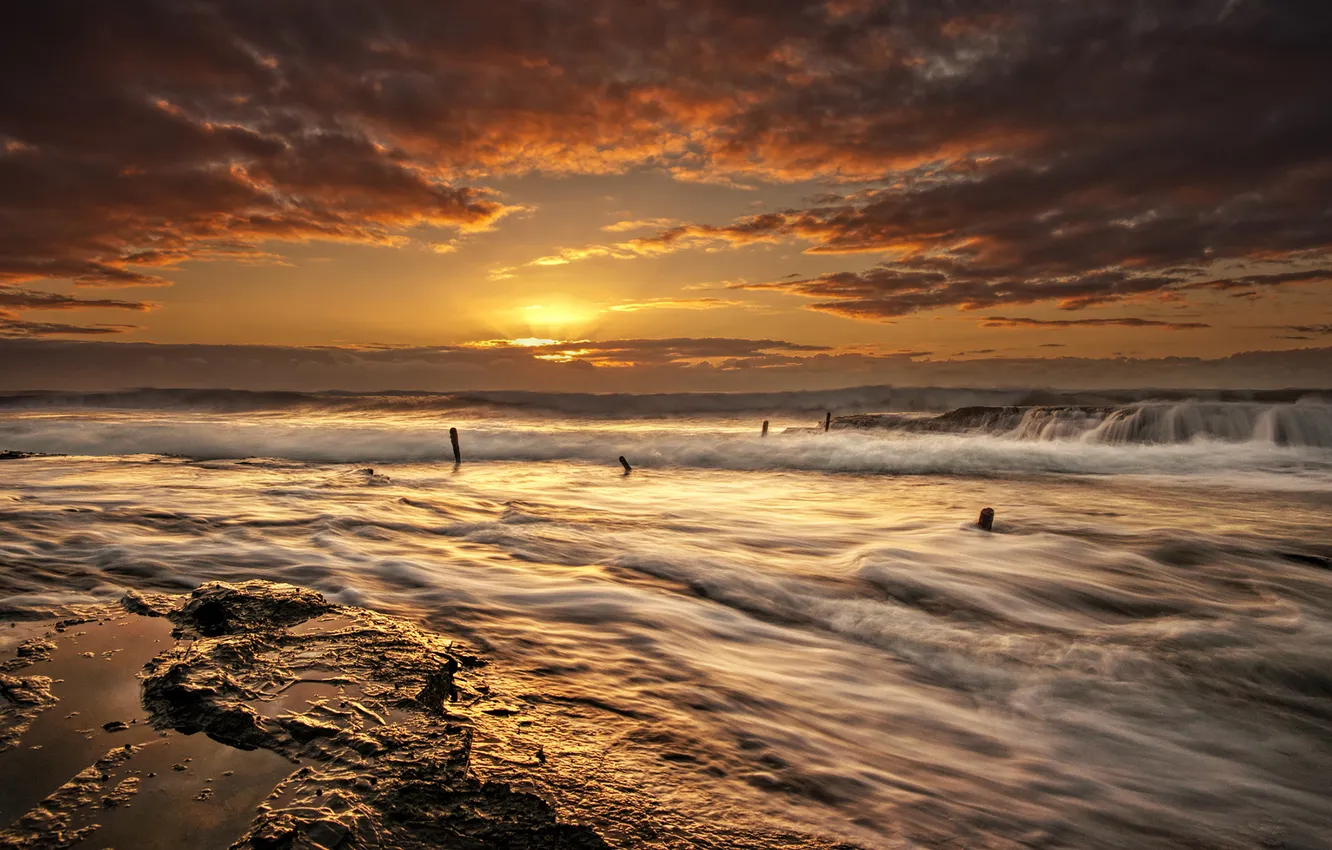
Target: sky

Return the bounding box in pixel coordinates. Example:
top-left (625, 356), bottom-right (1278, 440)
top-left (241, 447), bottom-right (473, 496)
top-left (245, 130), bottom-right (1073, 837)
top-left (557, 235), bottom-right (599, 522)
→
top-left (1, 0), bottom-right (1330, 391)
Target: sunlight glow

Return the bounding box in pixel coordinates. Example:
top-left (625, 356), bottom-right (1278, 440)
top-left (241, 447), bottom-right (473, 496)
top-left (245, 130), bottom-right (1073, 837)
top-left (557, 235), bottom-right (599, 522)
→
top-left (521, 303), bottom-right (597, 327)
top-left (533, 347), bottom-right (592, 362)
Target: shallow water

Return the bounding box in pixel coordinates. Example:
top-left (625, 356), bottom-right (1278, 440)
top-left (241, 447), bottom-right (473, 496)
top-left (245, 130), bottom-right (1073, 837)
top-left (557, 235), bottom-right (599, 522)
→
top-left (1, 394), bottom-right (1331, 848)
top-left (0, 613), bottom-right (295, 847)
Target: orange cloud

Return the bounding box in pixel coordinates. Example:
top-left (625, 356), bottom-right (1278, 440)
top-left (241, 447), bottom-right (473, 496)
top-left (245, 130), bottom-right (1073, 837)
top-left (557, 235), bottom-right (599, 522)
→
top-left (607, 298), bottom-right (742, 312)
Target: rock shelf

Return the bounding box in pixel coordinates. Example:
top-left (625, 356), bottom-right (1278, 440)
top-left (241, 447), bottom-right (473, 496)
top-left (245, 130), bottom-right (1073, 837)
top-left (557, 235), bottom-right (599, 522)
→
top-left (0, 581), bottom-right (608, 849)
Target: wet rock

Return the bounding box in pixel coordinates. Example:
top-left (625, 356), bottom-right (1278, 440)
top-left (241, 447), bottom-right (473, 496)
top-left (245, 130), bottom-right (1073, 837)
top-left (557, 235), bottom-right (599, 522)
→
top-left (101, 776), bottom-right (140, 809)
top-left (132, 582), bottom-right (607, 848)
top-left (834, 405), bottom-right (1113, 434)
top-left (141, 656), bottom-right (280, 751)
top-left (0, 673), bottom-right (57, 752)
top-left (0, 746), bottom-right (139, 848)
top-left (1, 581), bottom-right (613, 849)
top-left (304, 819), bottom-right (350, 849)
top-left (412, 662), bottom-right (459, 713)
top-left (52, 617), bottom-right (93, 633)
top-left (278, 714), bottom-right (340, 743)
top-left (120, 589), bottom-right (177, 618)
top-left (171, 581), bottom-right (332, 638)
top-left (9, 638), bottom-right (57, 666)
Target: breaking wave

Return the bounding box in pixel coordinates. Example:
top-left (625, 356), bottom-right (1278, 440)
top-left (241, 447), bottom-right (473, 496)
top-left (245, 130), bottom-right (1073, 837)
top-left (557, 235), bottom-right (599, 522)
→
top-left (2, 419), bottom-right (1331, 489)
top-left (840, 400), bottom-right (1332, 447)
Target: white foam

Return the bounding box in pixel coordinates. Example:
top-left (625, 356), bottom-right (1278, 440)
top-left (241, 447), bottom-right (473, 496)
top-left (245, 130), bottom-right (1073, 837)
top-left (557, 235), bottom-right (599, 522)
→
top-left (3, 416), bottom-right (1330, 489)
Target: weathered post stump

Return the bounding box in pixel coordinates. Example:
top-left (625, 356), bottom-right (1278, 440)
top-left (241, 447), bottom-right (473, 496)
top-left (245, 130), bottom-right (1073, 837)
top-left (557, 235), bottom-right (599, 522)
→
top-left (977, 507), bottom-right (995, 531)
top-left (619, 456), bottom-right (632, 474)
top-left (761, 420), bottom-right (769, 437)
top-left (449, 427), bottom-right (461, 465)
top-left (824, 411), bottom-right (832, 432)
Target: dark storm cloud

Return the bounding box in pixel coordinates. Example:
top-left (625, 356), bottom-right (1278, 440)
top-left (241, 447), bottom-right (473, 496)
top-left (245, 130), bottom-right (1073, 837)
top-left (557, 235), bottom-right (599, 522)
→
top-left (645, 0), bottom-right (1332, 318)
top-left (2, 0), bottom-right (1330, 328)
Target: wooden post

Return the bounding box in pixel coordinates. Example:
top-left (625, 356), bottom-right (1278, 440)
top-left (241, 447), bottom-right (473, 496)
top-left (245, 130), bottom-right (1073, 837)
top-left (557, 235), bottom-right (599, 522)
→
top-left (619, 456), bottom-right (632, 474)
top-left (824, 411), bottom-right (832, 432)
top-left (761, 420), bottom-right (769, 437)
top-left (449, 427), bottom-right (461, 465)
top-left (977, 507), bottom-right (995, 531)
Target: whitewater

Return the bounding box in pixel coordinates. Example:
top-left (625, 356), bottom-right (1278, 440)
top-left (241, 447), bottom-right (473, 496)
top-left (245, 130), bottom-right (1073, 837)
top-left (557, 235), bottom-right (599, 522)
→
top-left (2, 387), bottom-right (1331, 849)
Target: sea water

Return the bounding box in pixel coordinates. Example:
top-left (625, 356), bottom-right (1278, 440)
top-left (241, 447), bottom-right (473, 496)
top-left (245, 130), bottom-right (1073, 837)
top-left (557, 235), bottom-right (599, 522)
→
top-left (1, 388), bottom-right (1330, 848)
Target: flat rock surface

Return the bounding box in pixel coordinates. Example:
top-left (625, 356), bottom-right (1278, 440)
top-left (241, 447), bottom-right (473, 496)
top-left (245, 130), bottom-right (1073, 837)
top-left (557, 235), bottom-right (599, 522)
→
top-left (0, 580), bottom-right (609, 849)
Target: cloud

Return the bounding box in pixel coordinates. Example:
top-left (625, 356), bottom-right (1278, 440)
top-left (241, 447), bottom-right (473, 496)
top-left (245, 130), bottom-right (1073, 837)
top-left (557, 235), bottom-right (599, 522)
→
top-left (980, 316), bottom-right (1211, 331)
top-left (4, 339), bottom-right (1329, 393)
top-left (0, 128), bottom-right (513, 287)
top-left (0, 0), bottom-right (1328, 336)
top-left (0, 286), bottom-right (155, 337)
top-left (601, 218), bottom-right (681, 233)
top-left (1179, 270), bottom-right (1332, 293)
top-left (726, 265), bottom-right (1187, 320)
top-left (1257, 323), bottom-right (1332, 336)
top-left (0, 288), bottom-right (153, 313)
top-left (607, 298), bottom-right (742, 312)
top-left (0, 316), bottom-right (139, 338)
top-left (722, 260), bottom-right (1331, 321)
top-left (516, 337), bottom-right (832, 367)
top-left (489, 226), bottom-right (774, 278)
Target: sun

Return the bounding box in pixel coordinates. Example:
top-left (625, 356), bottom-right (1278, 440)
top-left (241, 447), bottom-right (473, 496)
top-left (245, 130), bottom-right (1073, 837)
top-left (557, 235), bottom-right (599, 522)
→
top-left (518, 303), bottom-right (596, 335)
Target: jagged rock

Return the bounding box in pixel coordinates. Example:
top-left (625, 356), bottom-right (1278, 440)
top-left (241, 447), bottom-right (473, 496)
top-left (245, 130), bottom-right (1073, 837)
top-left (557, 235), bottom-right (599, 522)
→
top-left (136, 581), bottom-right (605, 849)
top-left (120, 588), bottom-right (177, 617)
top-left (0, 672), bottom-right (57, 752)
top-left (171, 581), bottom-right (333, 637)
top-left (0, 747), bottom-right (140, 849)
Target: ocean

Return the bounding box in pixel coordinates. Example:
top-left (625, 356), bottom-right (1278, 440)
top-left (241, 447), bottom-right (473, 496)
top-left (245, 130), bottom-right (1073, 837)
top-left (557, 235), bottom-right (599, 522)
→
top-left (2, 387), bottom-right (1331, 849)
